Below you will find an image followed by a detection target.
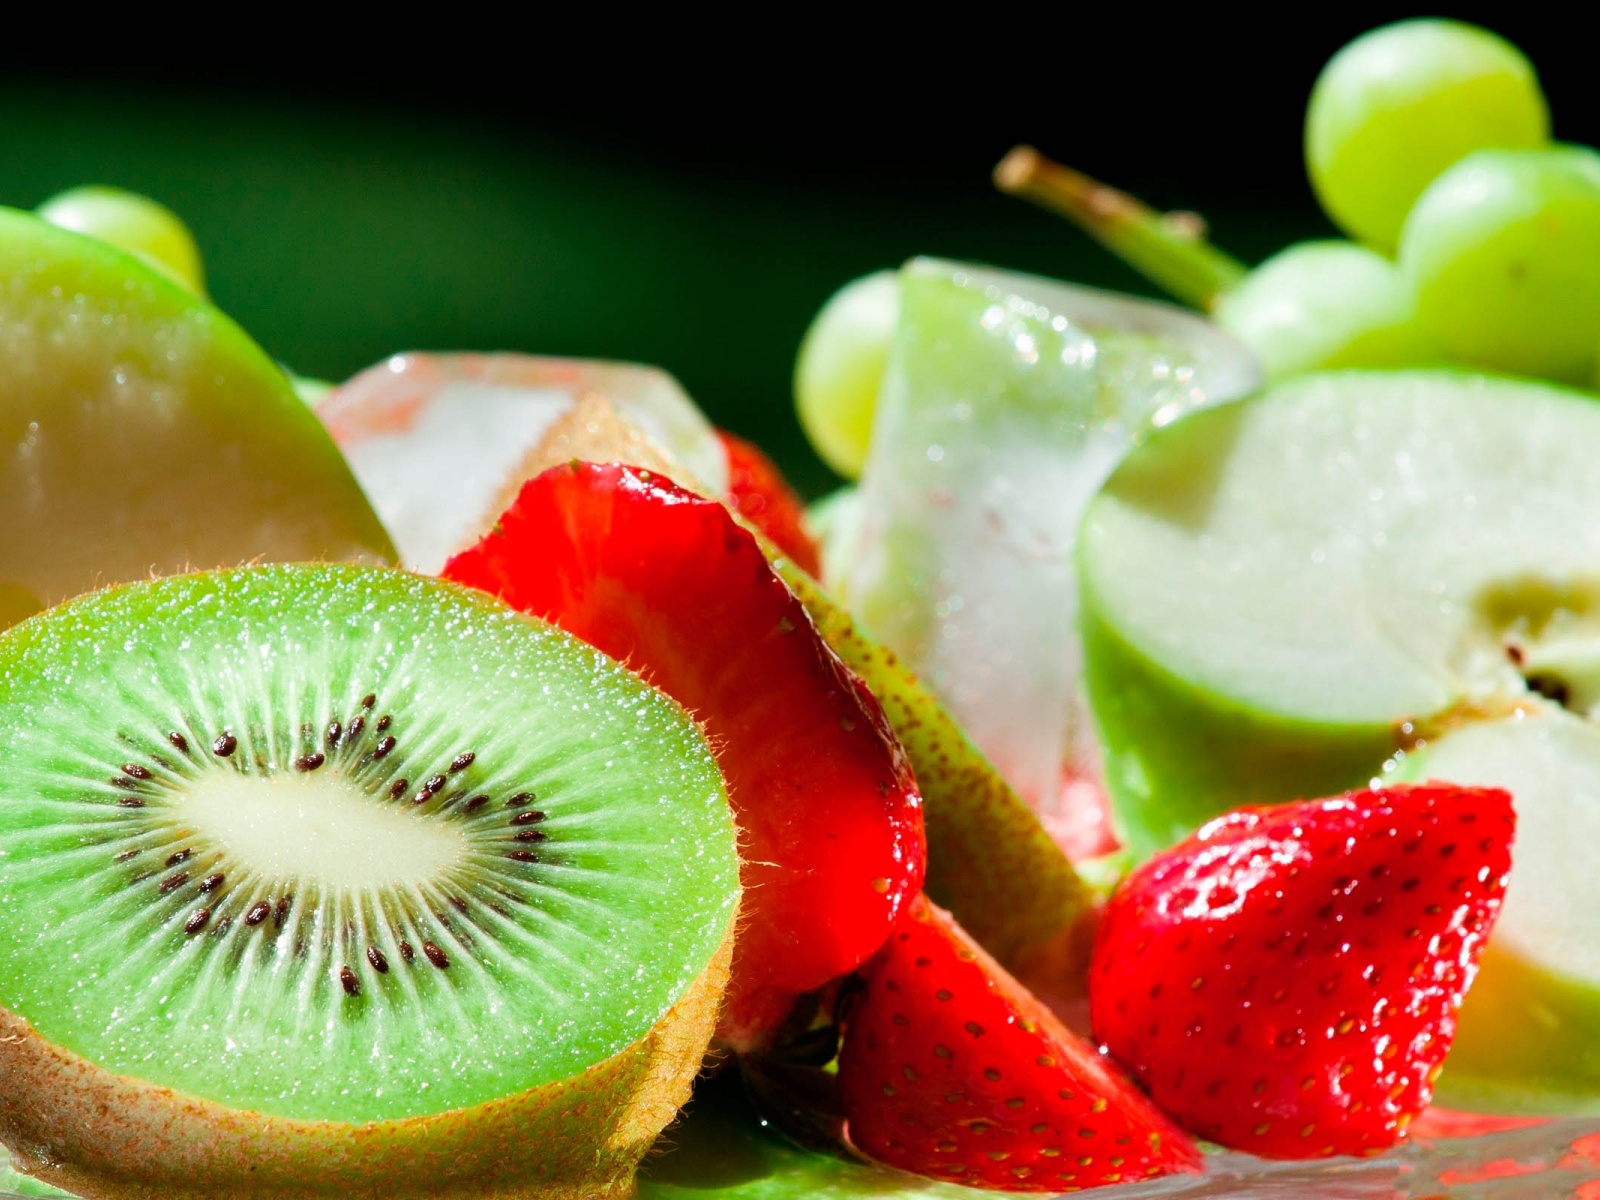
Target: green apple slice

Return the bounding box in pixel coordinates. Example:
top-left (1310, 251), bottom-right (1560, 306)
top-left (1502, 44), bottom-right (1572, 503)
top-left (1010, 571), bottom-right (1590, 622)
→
top-left (1395, 712), bottom-right (1600, 1108)
top-left (0, 208), bottom-right (393, 613)
top-left (1080, 368), bottom-right (1600, 1103)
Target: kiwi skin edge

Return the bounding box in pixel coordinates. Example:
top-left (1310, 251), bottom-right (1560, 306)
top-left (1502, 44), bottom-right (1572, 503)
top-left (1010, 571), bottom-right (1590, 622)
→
top-left (0, 929), bottom-right (733, 1199)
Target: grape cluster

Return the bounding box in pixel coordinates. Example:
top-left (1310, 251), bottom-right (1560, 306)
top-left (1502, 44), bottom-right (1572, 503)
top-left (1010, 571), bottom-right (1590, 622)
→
top-left (797, 19), bottom-right (1599, 479)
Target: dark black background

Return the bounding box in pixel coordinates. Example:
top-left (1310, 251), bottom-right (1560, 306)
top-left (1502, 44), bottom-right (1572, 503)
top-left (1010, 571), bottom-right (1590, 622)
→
top-left (1, 11), bottom-right (1581, 493)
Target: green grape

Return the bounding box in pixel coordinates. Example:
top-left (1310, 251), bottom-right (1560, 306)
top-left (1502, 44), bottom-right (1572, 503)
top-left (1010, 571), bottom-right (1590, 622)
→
top-left (1400, 146), bottom-right (1600, 384)
top-left (794, 270), bottom-right (899, 479)
top-left (1306, 19), bottom-right (1549, 254)
top-left (36, 185), bottom-right (206, 294)
top-left (289, 374), bottom-right (334, 407)
top-left (1213, 241), bottom-right (1439, 381)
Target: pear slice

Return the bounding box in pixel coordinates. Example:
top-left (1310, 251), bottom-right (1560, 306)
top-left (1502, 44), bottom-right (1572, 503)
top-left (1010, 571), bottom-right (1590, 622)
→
top-left (1080, 368), bottom-right (1600, 1104)
top-left (0, 208), bottom-right (393, 613)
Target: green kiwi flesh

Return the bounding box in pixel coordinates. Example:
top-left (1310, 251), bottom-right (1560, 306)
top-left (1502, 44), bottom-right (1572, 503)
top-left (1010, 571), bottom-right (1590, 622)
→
top-left (0, 208), bottom-right (394, 617)
top-left (0, 564), bottom-right (740, 1197)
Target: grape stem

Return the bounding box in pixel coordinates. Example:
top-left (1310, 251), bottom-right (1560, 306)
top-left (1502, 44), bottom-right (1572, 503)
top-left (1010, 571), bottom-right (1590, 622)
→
top-left (993, 146), bottom-right (1248, 311)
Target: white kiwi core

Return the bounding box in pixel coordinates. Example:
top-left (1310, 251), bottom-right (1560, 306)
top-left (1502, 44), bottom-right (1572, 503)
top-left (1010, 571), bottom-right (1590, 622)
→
top-left (175, 773), bottom-right (466, 891)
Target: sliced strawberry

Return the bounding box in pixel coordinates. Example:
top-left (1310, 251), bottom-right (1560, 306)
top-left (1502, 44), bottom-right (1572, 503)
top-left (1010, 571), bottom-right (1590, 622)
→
top-left (718, 429), bottom-right (822, 577)
top-left (838, 894), bottom-right (1202, 1192)
top-left (1090, 784), bottom-right (1514, 1160)
top-left (443, 461), bottom-right (924, 1050)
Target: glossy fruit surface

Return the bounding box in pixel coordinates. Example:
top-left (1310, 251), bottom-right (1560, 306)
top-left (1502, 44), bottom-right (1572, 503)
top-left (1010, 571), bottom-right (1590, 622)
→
top-left (839, 895), bottom-right (1201, 1191)
top-left (794, 270), bottom-right (899, 479)
top-left (1214, 241), bottom-right (1438, 380)
top-left (1401, 146), bottom-right (1600, 383)
top-left (0, 564), bottom-right (740, 1198)
top-left (1306, 19), bottom-right (1549, 253)
top-left (720, 429), bottom-right (822, 576)
top-left (1092, 785), bottom-right (1512, 1157)
top-left (36, 184), bottom-right (205, 293)
top-left (444, 462), bottom-right (925, 1049)
top-left (0, 207), bottom-right (393, 614)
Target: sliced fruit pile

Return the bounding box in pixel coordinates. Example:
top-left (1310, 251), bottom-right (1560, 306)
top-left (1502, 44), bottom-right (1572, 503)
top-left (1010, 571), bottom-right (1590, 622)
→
top-left (1, 58), bottom-right (1595, 1195)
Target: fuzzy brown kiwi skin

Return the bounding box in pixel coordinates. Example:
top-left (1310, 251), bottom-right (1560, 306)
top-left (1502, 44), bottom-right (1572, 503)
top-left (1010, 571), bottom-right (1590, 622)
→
top-left (0, 929), bottom-right (733, 1199)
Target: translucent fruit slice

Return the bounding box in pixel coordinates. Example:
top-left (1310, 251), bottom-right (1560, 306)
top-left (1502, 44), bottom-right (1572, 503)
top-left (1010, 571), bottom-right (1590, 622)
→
top-left (0, 209), bottom-right (393, 614)
top-left (1079, 368), bottom-right (1600, 1104)
top-left (0, 564), bottom-right (740, 1198)
top-left (834, 258), bottom-right (1258, 836)
top-left (443, 462), bottom-right (925, 1050)
top-left (316, 352), bottom-right (730, 573)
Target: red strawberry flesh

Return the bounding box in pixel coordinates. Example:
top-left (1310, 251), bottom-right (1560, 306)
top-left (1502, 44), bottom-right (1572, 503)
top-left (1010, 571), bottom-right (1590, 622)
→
top-left (718, 429), bottom-right (822, 577)
top-left (839, 894), bottom-right (1202, 1192)
top-left (1090, 784), bottom-right (1514, 1160)
top-left (443, 461), bottom-right (924, 1049)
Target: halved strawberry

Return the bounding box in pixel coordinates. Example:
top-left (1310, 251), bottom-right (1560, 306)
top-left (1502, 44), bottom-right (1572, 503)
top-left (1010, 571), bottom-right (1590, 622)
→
top-left (443, 461), bottom-right (924, 1050)
top-left (1090, 784), bottom-right (1514, 1160)
top-left (838, 894), bottom-right (1202, 1192)
top-left (718, 429), bottom-right (822, 577)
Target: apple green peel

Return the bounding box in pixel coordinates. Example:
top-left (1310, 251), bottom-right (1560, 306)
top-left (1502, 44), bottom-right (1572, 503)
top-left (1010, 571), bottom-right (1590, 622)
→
top-left (0, 208), bottom-right (394, 615)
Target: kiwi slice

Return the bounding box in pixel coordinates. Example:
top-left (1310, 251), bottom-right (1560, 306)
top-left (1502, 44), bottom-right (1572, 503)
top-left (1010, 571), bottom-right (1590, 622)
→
top-left (0, 208), bottom-right (394, 618)
top-left (0, 564), bottom-right (740, 1199)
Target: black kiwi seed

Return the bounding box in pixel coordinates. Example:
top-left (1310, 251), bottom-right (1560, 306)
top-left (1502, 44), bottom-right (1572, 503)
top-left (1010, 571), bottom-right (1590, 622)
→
top-left (185, 908), bottom-right (212, 935)
top-left (399, 940), bottom-right (415, 963)
top-left (508, 850), bottom-right (539, 863)
top-left (166, 849), bottom-right (192, 867)
top-left (375, 714), bottom-right (391, 732)
top-left (121, 763), bottom-right (151, 780)
top-left (294, 753), bottom-right (325, 772)
top-left (159, 872), bottom-right (189, 894)
top-left (115, 849), bottom-right (139, 864)
top-left (111, 776), bottom-right (139, 790)
top-left (245, 902), bottom-right (271, 927)
top-left (450, 752), bottom-right (475, 773)
top-left (116, 797), bottom-right (145, 808)
top-left (367, 946), bottom-right (389, 974)
top-left (346, 714), bottom-right (365, 740)
top-left (326, 720), bottom-right (342, 748)
top-left (167, 731), bottom-right (189, 753)
top-left (275, 896), bottom-right (292, 928)
top-left (199, 874), bottom-right (225, 894)
top-left (514, 829), bottom-right (548, 843)
top-left (340, 966), bottom-right (360, 996)
top-left (510, 810), bottom-right (546, 826)
top-left (361, 693), bottom-right (376, 709)
top-left (388, 779), bottom-right (409, 799)
top-left (212, 732), bottom-right (237, 757)
top-left (422, 941), bottom-right (449, 969)
top-left (507, 792), bottom-right (535, 808)
top-left (373, 736), bottom-right (396, 760)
